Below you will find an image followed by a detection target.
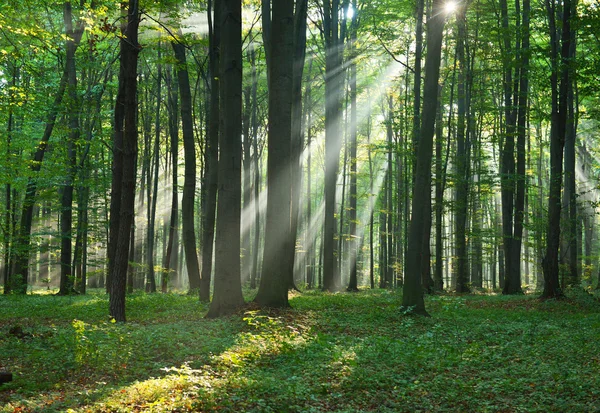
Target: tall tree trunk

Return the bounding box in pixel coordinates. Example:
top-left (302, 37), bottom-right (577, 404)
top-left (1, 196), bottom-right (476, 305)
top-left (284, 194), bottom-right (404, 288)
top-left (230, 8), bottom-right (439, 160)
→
top-left (510, 0), bottom-right (530, 294)
top-left (3, 66), bottom-right (17, 293)
top-left (250, 46), bottom-right (260, 290)
top-left (323, 0), bottom-right (343, 292)
top-left (367, 107), bottom-right (375, 290)
top-left (455, 4), bottom-right (470, 294)
top-left (172, 36), bottom-right (201, 292)
top-left (207, 0), bottom-right (245, 317)
top-left (12, 71), bottom-right (69, 294)
top-left (379, 173), bottom-right (388, 288)
top-left (434, 83), bottom-right (445, 292)
top-left (542, 0), bottom-right (574, 299)
top-left (109, 0), bottom-right (140, 322)
top-left (562, 25), bottom-right (578, 287)
top-left (58, 1), bottom-right (83, 296)
top-left (286, 0), bottom-right (309, 290)
top-left (146, 47), bottom-right (162, 294)
top-left (402, 0), bottom-right (446, 315)
top-left (386, 96), bottom-right (395, 287)
top-left (255, 0), bottom-right (295, 308)
top-left (242, 85), bottom-right (252, 284)
top-left (346, 0), bottom-right (358, 292)
top-left (164, 67), bottom-right (179, 293)
top-left (200, 0), bottom-right (220, 302)
top-left (304, 60), bottom-right (314, 289)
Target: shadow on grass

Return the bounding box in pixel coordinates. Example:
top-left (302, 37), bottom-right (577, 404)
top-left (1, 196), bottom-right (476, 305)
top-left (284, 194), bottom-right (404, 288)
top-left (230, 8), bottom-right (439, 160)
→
top-left (1, 289), bottom-right (600, 412)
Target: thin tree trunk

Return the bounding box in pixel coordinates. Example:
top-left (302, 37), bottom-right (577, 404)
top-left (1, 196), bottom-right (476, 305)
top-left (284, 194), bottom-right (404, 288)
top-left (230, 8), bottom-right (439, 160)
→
top-left (250, 46), bottom-right (260, 290)
top-left (58, 1), bottom-right (83, 296)
top-left (455, 4), bottom-right (470, 294)
top-left (109, 0), bottom-right (140, 322)
top-left (286, 0), bottom-right (309, 290)
top-left (402, 0), bottom-right (446, 315)
top-left (164, 67), bottom-right (179, 293)
top-left (434, 84), bottom-right (444, 292)
top-left (200, 0), bottom-right (220, 302)
top-left (323, 0), bottom-right (342, 292)
top-left (346, 0), bottom-right (358, 292)
top-left (146, 47), bottom-right (162, 294)
top-left (542, 0), bottom-right (573, 299)
top-left (172, 37), bottom-right (202, 292)
top-left (4, 66), bottom-right (17, 293)
top-left (12, 70), bottom-right (69, 294)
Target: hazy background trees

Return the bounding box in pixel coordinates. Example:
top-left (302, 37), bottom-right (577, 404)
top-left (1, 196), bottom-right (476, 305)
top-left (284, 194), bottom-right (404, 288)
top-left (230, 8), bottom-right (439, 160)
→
top-left (0, 0), bottom-right (599, 318)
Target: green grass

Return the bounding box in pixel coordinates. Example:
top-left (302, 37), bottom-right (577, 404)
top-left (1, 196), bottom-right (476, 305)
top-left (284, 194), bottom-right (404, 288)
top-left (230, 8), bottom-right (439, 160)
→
top-left (1, 288), bottom-right (599, 412)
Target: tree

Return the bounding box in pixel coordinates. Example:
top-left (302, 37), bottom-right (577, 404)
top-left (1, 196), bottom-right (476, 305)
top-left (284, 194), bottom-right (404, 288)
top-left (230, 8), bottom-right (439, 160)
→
top-left (200, 0), bottom-right (220, 303)
top-left (11, 78), bottom-right (70, 294)
top-left (254, 0), bottom-right (295, 308)
top-left (322, 0), bottom-right (343, 292)
top-left (542, 0), bottom-right (575, 299)
top-left (402, 0), bottom-right (447, 315)
top-left (346, 0), bottom-right (359, 292)
top-left (108, 0), bottom-right (140, 322)
top-left (58, 1), bottom-right (84, 296)
top-left (454, 4), bottom-right (470, 294)
top-left (286, 0), bottom-right (309, 290)
top-left (171, 33), bottom-right (201, 293)
top-left (206, 0), bottom-right (245, 318)
top-left (164, 64), bottom-right (179, 293)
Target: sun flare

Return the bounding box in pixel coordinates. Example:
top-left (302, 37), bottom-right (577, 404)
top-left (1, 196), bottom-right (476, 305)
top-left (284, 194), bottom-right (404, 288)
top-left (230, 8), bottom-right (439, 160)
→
top-left (444, 1), bottom-right (457, 13)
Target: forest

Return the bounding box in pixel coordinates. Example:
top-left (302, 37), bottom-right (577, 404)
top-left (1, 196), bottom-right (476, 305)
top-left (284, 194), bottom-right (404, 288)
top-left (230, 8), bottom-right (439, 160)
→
top-left (1, 0), bottom-right (600, 411)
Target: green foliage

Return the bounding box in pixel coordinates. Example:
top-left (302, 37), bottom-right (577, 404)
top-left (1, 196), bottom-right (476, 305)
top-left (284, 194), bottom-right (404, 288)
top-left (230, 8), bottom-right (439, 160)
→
top-left (1, 290), bottom-right (600, 412)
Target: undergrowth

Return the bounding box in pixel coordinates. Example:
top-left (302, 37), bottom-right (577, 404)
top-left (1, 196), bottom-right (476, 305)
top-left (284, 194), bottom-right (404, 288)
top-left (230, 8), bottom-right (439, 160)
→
top-left (1, 288), bottom-right (599, 412)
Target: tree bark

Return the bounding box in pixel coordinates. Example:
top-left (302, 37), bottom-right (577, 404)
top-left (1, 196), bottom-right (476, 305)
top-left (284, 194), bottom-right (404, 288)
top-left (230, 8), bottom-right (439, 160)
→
top-left (286, 0), bottom-right (309, 290)
top-left (145, 46), bottom-right (162, 294)
top-left (454, 4), bottom-right (470, 294)
top-left (164, 67), bottom-right (179, 293)
top-left (200, 0), bottom-right (219, 302)
top-left (402, 0), bottom-right (447, 316)
top-left (323, 0), bottom-right (343, 292)
top-left (541, 0), bottom-right (574, 299)
top-left (58, 1), bottom-right (83, 296)
top-left (207, 0), bottom-right (245, 317)
top-left (346, 0), bottom-right (358, 292)
top-left (255, 0), bottom-right (295, 308)
top-left (172, 36), bottom-right (202, 292)
top-left (109, 0), bottom-right (140, 322)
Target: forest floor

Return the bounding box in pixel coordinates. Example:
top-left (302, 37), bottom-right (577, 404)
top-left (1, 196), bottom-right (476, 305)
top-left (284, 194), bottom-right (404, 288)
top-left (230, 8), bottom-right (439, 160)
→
top-left (1, 288), bottom-right (599, 412)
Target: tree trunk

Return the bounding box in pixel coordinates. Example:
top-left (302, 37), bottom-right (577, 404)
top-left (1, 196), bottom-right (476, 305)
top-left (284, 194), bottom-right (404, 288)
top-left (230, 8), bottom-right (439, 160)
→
top-left (109, 0), bottom-right (140, 322)
top-left (542, 0), bottom-right (574, 299)
top-left (200, 0), bottom-right (220, 302)
top-left (255, 0), bottom-right (295, 308)
top-left (164, 67), bottom-right (179, 293)
top-left (12, 69), bottom-right (69, 294)
top-left (304, 60), bottom-right (314, 289)
top-left (172, 37), bottom-right (202, 292)
top-left (346, 0), bottom-right (358, 292)
top-left (146, 47), bottom-right (162, 294)
top-left (250, 46), bottom-right (260, 290)
top-left (562, 27), bottom-right (578, 287)
top-left (286, 0), bottom-right (309, 290)
top-left (206, 0), bottom-right (245, 317)
top-left (454, 4), bottom-right (470, 294)
top-left (58, 2), bottom-right (83, 296)
top-left (402, 0), bottom-right (446, 316)
top-left (434, 84), bottom-right (444, 292)
top-left (3, 66), bottom-right (17, 293)
top-left (323, 0), bottom-right (343, 292)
